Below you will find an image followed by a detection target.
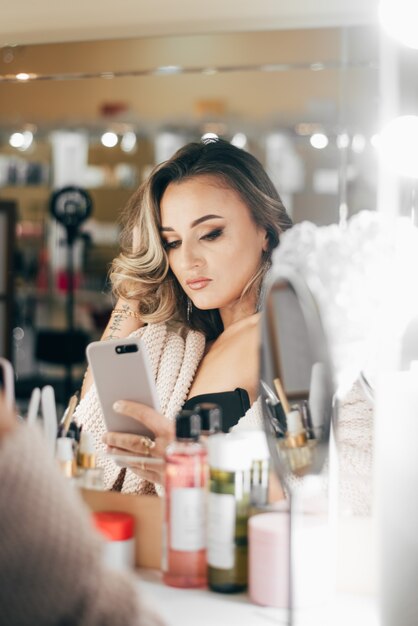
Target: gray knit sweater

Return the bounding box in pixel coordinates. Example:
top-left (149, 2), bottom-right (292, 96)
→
top-left (0, 424), bottom-right (164, 626)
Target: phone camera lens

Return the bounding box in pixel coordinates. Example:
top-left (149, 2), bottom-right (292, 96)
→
top-left (115, 346), bottom-right (122, 354)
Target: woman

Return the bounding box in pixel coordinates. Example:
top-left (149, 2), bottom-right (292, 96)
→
top-left (76, 138), bottom-right (292, 493)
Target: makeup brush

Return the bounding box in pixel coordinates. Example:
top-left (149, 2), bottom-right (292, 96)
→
top-left (58, 392), bottom-right (79, 437)
top-left (273, 378), bottom-right (290, 415)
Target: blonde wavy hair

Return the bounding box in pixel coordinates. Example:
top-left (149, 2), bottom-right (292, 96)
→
top-left (110, 139), bottom-right (292, 339)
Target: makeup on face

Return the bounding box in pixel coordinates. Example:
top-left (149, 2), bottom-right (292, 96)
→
top-left (159, 176), bottom-right (267, 317)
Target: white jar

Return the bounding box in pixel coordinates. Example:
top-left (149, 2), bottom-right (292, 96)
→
top-left (92, 511), bottom-right (135, 570)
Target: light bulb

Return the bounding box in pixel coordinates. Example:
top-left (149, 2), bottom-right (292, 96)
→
top-left (201, 132), bottom-right (218, 142)
top-left (101, 131), bottom-right (118, 148)
top-left (121, 131), bottom-right (137, 153)
top-left (310, 133), bottom-right (329, 149)
top-left (379, 0), bottom-right (418, 49)
top-left (231, 133), bottom-right (247, 149)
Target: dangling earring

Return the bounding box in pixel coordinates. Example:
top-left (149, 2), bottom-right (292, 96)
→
top-left (256, 279), bottom-right (266, 313)
top-left (256, 257), bottom-right (271, 313)
top-left (186, 297), bottom-right (193, 322)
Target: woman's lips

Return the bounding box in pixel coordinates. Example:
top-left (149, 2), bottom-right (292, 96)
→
top-left (186, 278), bottom-right (212, 290)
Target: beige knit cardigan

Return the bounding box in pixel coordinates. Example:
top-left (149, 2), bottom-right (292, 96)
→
top-left (75, 322), bottom-right (264, 495)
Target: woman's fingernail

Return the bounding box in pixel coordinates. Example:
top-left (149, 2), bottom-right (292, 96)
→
top-left (113, 401), bottom-right (123, 411)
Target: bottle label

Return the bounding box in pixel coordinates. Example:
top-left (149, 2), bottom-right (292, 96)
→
top-left (170, 487), bottom-right (206, 551)
top-left (208, 492), bottom-right (236, 569)
top-left (161, 520), bottom-right (168, 572)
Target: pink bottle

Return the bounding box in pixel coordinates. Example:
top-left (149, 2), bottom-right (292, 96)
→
top-left (163, 409), bottom-right (207, 588)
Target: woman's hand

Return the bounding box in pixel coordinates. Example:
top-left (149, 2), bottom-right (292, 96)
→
top-left (102, 400), bottom-right (174, 485)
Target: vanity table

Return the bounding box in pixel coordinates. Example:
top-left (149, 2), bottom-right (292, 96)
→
top-left (135, 568), bottom-right (378, 626)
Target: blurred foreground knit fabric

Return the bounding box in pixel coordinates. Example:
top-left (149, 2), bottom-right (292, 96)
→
top-left (0, 424), bottom-right (164, 626)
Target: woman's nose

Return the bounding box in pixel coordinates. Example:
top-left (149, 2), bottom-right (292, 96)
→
top-left (180, 240), bottom-right (203, 269)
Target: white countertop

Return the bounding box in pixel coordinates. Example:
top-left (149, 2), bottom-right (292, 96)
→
top-left (135, 569), bottom-right (378, 626)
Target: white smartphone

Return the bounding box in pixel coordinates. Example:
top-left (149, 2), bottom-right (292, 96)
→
top-left (86, 337), bottom-right (160, 438)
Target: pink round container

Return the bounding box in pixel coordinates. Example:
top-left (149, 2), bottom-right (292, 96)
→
top-left (249, 512), bottom-right (289, 608)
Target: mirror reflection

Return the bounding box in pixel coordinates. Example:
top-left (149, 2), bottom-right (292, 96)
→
top-left (0, 24), bottom-right (378, 401)
top-left (261, 267), bottom-right (335, 481)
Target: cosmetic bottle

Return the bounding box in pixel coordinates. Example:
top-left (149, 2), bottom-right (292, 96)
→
top-left (56, 437), bottom-right (76, 478)
top-left (207, 432), bottom-right (252, 593)
top-left (163, 409), bottom-right (207, 588)
top-left (281, 407), bottom-right (312, 475)
top-left (77, 430), bottom-right (96, 468)
top-left (238, 430), bottom-right (271, 506)
top-left (93, 511), bottom-right (135, 571)
top-left (77, 431), bottom-right (104, 490)
top-left (254, 433), bottom-right (271, 506)
top-left (194, 402), bottom-right (222, 441)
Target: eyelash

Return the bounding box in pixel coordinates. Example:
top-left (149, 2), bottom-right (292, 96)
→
top-left (163, 228), bottom-right (224, 250)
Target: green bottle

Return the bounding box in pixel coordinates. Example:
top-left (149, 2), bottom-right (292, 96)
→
top-left (207, 433), bottom-right (252, 593)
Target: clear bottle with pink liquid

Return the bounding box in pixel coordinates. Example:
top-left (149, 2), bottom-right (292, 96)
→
top-left (163, 409), bottom-right (208, 588)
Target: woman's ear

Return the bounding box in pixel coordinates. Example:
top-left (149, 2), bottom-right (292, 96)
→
top-left (262, 230), bottom-right (270, 253)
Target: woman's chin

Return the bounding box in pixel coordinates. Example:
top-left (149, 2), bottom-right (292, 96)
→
top-left (191, 298), bottom-right (223, 311)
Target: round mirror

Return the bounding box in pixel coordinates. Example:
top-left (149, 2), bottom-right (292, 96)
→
top-left (261, 265), bottom-right (336, 485)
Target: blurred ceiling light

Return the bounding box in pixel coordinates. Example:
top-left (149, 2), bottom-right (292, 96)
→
top-left (310, 133), bottom-right (329, 149)
top-left (379, 115), bottom-right (418, 178)
top-left (201, 132), bottom-right (219, 142)
top-left (295, 122), bottom-right (323, 136)
top-left (16, 72), bottom-right (30, 81)
top-left (154, 65), bottom-right (182, 75)
top-left (379, 0), bottom-right (418, 49)
top-left (101, 131), bottom-right (118, 148)
top-left (337, 133), bottom-right (350, 149)
top-left (260, 63), bottom-right (290, 72)
top-left (9, 130), bottom-right (33, 150)
top-left (121, 131), bottom-right (137, 153)
top-left (310, 63), bottom-right (325, 71)
top-left (351, 133), bottom-right (366, 154)
top-left (231, 133), bottom-right (248, 149)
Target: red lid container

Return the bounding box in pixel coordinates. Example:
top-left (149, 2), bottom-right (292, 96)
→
top-left (92, 511), bottom-right (135, 541)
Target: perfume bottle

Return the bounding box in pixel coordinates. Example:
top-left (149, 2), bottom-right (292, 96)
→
top-left (56, 437), bottom-right (76, 478)
top-left (207, 433), bottom-right (252, 593)
top-left (235, 430), bottom-right (271, 506)
top-left (282, 407), bottom-right (312, 475)
top-left (163, 409), bottom-right (207, 588)
top-left (194, 402), bottom-right (222, 441)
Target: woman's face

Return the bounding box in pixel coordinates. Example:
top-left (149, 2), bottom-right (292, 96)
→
top-left (159, 174), bottom-right (267, 317)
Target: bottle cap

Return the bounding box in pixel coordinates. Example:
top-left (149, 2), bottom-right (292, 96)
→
top-left (194, 402), bottom-right (222, 435)
top-left (286, 409), bottom-right (304, 435)
top-left (233, 429), bottom-right (270, 461)
top-left (78, 431), bottom-right (96, 468)
top-left (207, 432), bottom-right (252, 471)
top-left (79, 430), bottom-right (95, 454)
top-left (56, 437), bottom-right (74, 462)
top-left (175, 409), bottom-right (201, 441)
top-left (92, 511), bottom-right (135, 541)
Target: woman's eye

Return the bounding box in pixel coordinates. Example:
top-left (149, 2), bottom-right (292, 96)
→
top-left (202, 228), bottom-right (223, 241)
top-left (163, 240), bottom-right (181, 250)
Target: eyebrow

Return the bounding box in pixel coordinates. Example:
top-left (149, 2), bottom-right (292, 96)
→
top-left (160, 214), bottom-right (224, 232)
